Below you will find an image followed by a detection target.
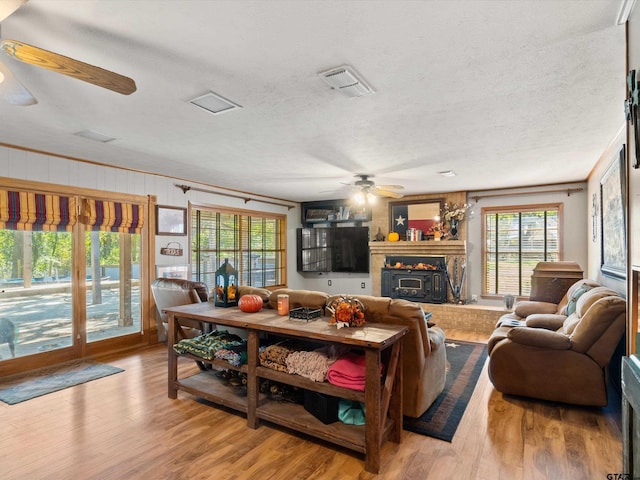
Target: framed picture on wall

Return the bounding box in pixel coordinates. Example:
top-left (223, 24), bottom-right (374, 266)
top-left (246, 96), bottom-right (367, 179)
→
top-left (600, 146), bottom-right (627, 279)
top-left (156, 205), bottom-right (187, 235)
top-left (156, 265), bottom-right (190, 280)
top-left (389, 199), bottom-right (443, 239)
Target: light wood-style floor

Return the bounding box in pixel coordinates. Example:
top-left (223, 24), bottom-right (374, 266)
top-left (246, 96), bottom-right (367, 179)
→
top-left (0, 329), bottom-right (622, 479)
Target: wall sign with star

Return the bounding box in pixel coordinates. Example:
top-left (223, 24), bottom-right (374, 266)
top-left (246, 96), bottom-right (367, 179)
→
top-left (388, 199), bottom-right (443, 239)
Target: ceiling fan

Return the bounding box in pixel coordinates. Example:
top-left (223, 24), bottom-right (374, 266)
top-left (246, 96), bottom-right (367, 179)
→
top-left (351, 174), bottom-right (404, 202)
top-left (0, 0), bottom-right (136, 106)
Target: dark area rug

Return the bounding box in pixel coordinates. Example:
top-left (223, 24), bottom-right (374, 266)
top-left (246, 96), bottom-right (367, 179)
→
top-left (403, 340), bottom-right (487, 442)
top-left (0, 361), bottom-right (124, 405)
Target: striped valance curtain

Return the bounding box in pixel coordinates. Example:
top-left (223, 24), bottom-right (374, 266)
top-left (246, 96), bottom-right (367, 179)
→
top-left (0, 189), bottom-right (77, 231)
top-left (79, 198), bottom-right (144, 234)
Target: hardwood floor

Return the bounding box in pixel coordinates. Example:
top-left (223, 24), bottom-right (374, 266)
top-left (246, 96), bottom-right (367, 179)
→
top-left (0, 329), bottom-right (622, 479)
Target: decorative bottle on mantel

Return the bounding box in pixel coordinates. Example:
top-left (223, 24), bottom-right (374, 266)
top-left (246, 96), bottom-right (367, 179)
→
top-left (449, 218), bottom-right (459, 240)
top-left (375, 227), bottom-right (385, 242)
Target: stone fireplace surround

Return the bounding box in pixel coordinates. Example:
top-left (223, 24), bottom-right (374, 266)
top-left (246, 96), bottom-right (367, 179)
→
top-left (369, 240), bottom-right (467, 299)
top-left (367, 191), bottom-right (469, 298)
top-left (364, 192), bottom-right (504, 334)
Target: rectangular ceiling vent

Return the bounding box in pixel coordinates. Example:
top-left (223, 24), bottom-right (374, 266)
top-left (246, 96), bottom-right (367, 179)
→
top-left (189, 91), bottom-right (242, 115)
top-left (319, 65), bottom-right (374, 98)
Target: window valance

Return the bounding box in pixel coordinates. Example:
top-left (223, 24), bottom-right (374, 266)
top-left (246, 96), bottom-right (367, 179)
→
top-left (79, 198), bottom-right (144, 234)
top-left (0, 190), bottom-right (76, 231)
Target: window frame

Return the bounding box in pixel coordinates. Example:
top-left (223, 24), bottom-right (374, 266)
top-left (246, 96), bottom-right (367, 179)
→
top-left (481, 202), bottom-right (563, 299)
top-left (189, 203), bottom-right (287, 290)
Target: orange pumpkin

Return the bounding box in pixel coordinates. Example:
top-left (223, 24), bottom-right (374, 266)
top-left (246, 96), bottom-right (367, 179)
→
top-left (388, 231), bottom-right (400, 242)
top-left (238, 294), bottom-right (264, 313)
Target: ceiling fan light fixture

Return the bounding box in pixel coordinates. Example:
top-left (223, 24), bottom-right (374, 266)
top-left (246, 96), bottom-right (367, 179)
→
top-left (319, 65), bottom-right (374, 98)
top-left (189, 91), bottom-right (242, 115)
top-left (353, 190), bottom-right (377, 205)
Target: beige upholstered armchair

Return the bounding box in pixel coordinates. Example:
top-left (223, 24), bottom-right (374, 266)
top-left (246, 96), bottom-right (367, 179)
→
top-left (151, 277), bottom-right (210, 342)
top-left (487, 279), bottom-right (626, 406)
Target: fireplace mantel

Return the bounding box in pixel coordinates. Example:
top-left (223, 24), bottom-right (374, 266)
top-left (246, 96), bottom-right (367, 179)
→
top-left (369, 240), bottom-right (466, 257)
top-left (369, 240), bottom-right (467, 297)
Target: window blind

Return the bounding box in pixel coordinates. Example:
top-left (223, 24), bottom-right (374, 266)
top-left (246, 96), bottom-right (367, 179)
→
top-left (79, 198), bottom-right (144, 234)
top-left (0, 189), bottom-right (76, 231)
top-left (484, 206), bottom-right (560, 296)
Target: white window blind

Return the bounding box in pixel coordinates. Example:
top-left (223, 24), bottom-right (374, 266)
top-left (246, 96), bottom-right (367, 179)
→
top-left (191, 207), bottom-right (286, 289)
top-left (483, 205), bottom-right (561, 296)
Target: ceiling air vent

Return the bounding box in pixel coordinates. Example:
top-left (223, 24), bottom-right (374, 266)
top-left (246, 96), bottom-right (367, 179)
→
top-left (319, 65), bottom-right (374, 98)
top-left (188, 91), bottom-right (242, 115)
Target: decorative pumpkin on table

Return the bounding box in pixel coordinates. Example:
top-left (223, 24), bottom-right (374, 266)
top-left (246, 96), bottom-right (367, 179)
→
top-left (238, 294), bottom-right (264, 313)
top-left (326, 295), bottom-right (366, 329)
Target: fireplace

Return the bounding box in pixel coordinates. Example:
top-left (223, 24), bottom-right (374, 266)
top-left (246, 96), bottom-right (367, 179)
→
top-left (381, 256), bottom-right (448, 304)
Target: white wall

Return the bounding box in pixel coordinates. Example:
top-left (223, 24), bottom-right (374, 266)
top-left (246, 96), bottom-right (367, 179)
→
top-left (585, 128), bottom-right (626, 293)
top-left (466, 183), bottom-right (588, 307)
top-left (296, 270), bottom-right (372, 296)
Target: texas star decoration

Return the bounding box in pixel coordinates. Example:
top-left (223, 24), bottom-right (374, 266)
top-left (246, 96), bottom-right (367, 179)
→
top-left (395, 214), bottom-right (406, 226)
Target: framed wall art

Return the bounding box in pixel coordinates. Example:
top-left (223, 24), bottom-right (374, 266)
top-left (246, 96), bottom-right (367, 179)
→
top-left (389, 199), bottom-right (443, 239)
top-left (600, 146), bottom-right (627, 279)
top-left (156, 264), bottom-right (190, 280)
top-left (156, 205), bottom-right (187, 235)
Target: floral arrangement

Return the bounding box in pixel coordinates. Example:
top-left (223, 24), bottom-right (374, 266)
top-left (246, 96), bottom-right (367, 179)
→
top-left (443, 203), bottom-right (470, 222)
top-left (427, 222), bottom-right (446, 238)
top-left (326, 295), bottom-right (366, 328)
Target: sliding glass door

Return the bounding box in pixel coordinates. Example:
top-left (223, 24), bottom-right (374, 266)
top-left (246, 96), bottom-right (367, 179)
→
top-left (85, 231), bottom-right (141, 343)
top-left (0, 185), bottom-right (148, 371)
top-left (0, 230), bottom-right (74, 358)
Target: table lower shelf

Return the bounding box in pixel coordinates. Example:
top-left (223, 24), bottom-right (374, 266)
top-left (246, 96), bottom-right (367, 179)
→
top-left (176, 370), bottom-right (396, 456)
top-left (175, 370), bottom-right (254, 413)
top-left (256, 399), bottom-right (368, 453)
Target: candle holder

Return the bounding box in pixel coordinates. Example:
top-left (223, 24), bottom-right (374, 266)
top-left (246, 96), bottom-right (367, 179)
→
top-left (214, 258), bottom-right (238, 307)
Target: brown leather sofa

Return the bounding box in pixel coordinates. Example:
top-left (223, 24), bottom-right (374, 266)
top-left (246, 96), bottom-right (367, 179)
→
top-left (151, 277), bottom-right (210, 342)
top-left (238, 286), bottom-right (447, 418)
top-left (487, 279), bottom-right (626, 406)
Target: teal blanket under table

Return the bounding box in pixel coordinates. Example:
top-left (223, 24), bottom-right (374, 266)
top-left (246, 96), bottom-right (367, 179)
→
top-left (173, 330), bottom-right (245, 362)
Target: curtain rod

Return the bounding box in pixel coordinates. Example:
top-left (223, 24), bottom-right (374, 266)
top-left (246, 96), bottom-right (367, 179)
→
top-left (176, 184), bottom-right (296, 210)
top-left (470, 187), bottom-right (583, 203)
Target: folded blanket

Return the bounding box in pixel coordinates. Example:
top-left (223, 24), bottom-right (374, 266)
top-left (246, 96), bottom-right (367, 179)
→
top-left (259, 340), bottom-right (310, 373)
top-left (286, 350), bottom-right (332, 382)
top-left (173, 330), bottom-right (244, 360)
top-left (327, 352), bottom-right (378, 391)
top-left (285, 345), bottom-right (351, 382)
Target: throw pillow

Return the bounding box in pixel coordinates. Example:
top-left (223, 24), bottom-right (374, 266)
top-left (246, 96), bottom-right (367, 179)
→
top-left (565, 285), bottom-right (592, 316)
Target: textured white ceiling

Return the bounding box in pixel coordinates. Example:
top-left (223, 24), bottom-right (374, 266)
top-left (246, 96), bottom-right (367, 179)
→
top-left (0, 0), bottom-right (627, 202)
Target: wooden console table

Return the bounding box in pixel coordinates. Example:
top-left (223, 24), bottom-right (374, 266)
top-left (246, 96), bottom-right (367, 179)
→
top-left (164, 303), bottom-right (408, 474)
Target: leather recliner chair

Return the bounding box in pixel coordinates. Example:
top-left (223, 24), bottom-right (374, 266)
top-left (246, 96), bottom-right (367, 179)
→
top-left (151, 277), bottom-right (210, 342)
top-left (487, 279), bottom-right (626, 406)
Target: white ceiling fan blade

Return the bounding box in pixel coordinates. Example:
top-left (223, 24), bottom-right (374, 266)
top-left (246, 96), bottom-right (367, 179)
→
top-left (376, 184), bottom-right (404, 190)
top-left (0, 60), bottom-right (37, 105)
top-left (0, 0), bottom-right (27, 23)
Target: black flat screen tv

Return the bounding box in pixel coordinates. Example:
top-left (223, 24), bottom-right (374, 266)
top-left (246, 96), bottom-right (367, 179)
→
top-left (297, 226), bottom-right (369, 273)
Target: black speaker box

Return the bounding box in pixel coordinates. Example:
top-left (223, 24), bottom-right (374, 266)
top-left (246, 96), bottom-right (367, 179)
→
top-left (303, 390), bottom-right (339, 425)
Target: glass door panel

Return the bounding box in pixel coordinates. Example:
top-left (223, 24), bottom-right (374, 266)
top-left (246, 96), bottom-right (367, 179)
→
top-left (86, 231), bottom-right (141, 342)
top-left (0, 230), bottom-right (73, 359)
